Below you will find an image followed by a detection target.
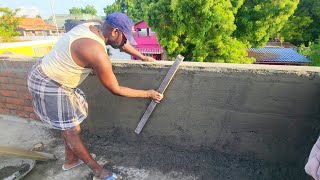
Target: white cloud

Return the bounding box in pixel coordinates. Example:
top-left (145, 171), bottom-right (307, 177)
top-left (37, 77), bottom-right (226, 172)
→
top-left (16, 6), bottom-right (42, 18)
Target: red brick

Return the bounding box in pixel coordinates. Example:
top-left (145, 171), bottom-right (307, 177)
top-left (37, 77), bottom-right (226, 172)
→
top-left (24, 106), bottom-right (34, 113)
top-left (0, 103), bottom-right (5, 108)
top-left (13, 72), bottom-right (27, 78)
top-left (24, 100), bottom-right (33, 106)
top-left (0, 72), bottom-right (15, 77)
top-left (0, 96), bottom-right (5, 103)
top-left (18, 112), bottom-right (29, 118)
top-left (0, 108), bottom-right (10, 114)
top-left (18, 93), bottom-right (32, 100)
top-left (5, 104), bottom-right (18, 110)
top-left (13, 79), bottom-right (27, 86)
top-left (9, 109), bottom-right (17, 115)
top-left (16, 86), bottom-right (28, 92)
top-left (30, 113), bottom-right (39, 120)
top-left (6, 97), bottom-right (25, 105)
top-left (0, 90), bottom-right (17, 97)
top-left (0, 84), bottom-right (16, 91)
top-left (0, 77), bottom-right (8, 83)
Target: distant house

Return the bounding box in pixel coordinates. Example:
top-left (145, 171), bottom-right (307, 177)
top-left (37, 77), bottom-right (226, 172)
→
top-left (265, 41), bottom-right (297, 48)
top-left (46, 14), bottom-right (104, 29)
top-left (132, 20), bottom-right (164, 60)
top-left (17, 18), bottom-right (64, 36)
top-left (248, 48), bottom-right (311, 66)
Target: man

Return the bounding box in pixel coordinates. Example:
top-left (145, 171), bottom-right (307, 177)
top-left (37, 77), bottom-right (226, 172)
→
top-left (27, 12), bottom-right (163, 180)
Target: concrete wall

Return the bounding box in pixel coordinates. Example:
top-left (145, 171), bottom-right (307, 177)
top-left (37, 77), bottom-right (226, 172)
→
top-left (80, 61), bottom-right (320, 163)
top-left (1, 59), bottom-right (320, 163)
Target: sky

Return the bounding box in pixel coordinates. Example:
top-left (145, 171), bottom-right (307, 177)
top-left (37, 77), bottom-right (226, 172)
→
top-left (1, 0), bottom-right (115, 19)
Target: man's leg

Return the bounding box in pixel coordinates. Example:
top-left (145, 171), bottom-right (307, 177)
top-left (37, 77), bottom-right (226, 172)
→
top-left (62, 134), bottom-right (81, 169)
top-left (62, 125), bottom-right (112, 178)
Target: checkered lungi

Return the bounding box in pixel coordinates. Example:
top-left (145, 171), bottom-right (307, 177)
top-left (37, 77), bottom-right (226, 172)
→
top-left (27, 62), bottom-right (88, 130)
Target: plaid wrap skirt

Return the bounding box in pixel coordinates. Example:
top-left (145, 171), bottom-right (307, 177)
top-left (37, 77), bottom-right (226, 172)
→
top-left (27, 63), bottom-right (88, 130)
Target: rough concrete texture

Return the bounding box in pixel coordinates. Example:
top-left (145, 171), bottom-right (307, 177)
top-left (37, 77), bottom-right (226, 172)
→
top-left (79, 61), bottom-right (320, 164)
top-left (0, 115), bottom-right (310, 179)
top-left (1, 59), bottom-right (320, 179)
top-left (0, 115), bottom-right (197, 180)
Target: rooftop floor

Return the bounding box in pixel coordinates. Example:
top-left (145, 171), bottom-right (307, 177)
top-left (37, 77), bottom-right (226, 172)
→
top-left (0, 115), bottom-right (306, 180)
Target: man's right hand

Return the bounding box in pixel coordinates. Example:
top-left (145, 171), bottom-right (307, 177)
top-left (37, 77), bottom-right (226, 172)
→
top-left (147, 90), bottom-right (163, 103)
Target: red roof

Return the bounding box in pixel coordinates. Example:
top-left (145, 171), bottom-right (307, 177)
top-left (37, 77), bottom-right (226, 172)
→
top-left (134, 20), bottom-right (150, 29)
top-left (18, 18), bottom-right (56, 31)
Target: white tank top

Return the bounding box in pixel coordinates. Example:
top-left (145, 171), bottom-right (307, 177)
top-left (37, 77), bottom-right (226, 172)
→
top-left (41, 22), bottom-right (106, 88)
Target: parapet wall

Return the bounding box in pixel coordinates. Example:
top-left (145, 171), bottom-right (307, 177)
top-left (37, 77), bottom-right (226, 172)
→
top-left (1, 59), bottom-right (320, 163)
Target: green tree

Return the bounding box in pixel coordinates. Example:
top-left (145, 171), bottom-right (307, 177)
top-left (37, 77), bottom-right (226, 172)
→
top-left (281, 0), bottom-right (320, 45)
top-left (104, 0), bottom-right (140, 22)
top-left (103, 0), bottom-right (299, 63)
top-left (234, 0), bottom-right (299, 47)
top-left (82, 5), bottom-right (97, 16)
top-left (147, 0), bottom-right (254, 63)
top-left (278, 15), bottom-right (312, 44)
top-left (69, 7), bottom-right (82, 15)
top-left (69, 5), bottom-right (97, 16)
top-left (0, 5), bottom-right (20, 42)
top-left (298, 37), bottom-right (320, 66)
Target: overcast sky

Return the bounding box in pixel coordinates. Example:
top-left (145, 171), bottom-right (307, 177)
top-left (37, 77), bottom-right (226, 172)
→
top-left (1, 0), bottom-right (115, 19)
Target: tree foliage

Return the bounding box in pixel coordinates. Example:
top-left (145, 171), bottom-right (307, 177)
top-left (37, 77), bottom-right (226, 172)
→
top-left (280, 0), bottom-right (320, 45)
top-left (103, 0), bottom-right (301, 63)
top-left (298, 37), bottom-right (320, 66)
top-left (69, 7), bottom-right (82, 15)
top-left (234, 0), bottom-right (299, 47)
top-left (147, 0), bottom-right (254, 63)
top-left (0, 5), bottom-right (20, 42)
top-left (103, 0), bottom-right (153, 22)
top-left (69, 5), bottom-right (97, 16)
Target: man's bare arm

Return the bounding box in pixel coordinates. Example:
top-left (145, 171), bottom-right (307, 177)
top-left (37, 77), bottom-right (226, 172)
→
top-left (71, 38), bottom-right (162, 101)
top-left (121, 43), bottom-right (157, 62)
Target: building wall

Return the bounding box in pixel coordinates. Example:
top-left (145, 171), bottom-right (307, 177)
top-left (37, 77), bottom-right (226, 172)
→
top-left (0, 60), bottom-right (38, 120)
top-left (0, 40), bottom-right (57, 57)
top-left (1, 59), bottom-right (320, 164)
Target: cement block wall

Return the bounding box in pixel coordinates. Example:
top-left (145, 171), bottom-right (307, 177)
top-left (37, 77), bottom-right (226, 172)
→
top-left (1, 59), bottom-right (320, 163)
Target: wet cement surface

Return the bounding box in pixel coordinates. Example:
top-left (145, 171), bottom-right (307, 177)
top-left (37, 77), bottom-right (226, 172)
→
top-left (82, 131), bottom-right (309, 180)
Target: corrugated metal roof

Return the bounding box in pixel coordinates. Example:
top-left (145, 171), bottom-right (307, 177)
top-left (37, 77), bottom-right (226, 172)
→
top-left (248, 48), bottom-right (311, 63)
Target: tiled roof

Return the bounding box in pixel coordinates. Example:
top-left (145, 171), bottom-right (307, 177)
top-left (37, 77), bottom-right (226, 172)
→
top-left (248, 48), bottom-right (311, 63)
top-left (18, 18), bottom-right (57, 31)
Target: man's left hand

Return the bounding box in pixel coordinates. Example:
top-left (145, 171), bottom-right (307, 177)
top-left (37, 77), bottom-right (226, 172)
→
top-left (143, 56), bottom-right (157, 62)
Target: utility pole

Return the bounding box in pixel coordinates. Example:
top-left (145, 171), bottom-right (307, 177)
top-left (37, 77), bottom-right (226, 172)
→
top-left (49, 0), bottom-right (60, 36)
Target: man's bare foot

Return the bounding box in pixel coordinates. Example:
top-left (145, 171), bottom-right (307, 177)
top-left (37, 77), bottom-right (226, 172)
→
top-left (63, 158), bottom-right (82, 169)
top-left (94, 168), bottom-right (113, 179)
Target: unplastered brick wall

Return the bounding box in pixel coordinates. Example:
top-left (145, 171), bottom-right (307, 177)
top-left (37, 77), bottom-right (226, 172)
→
top-left (0, 58), bottom-right (38, 120)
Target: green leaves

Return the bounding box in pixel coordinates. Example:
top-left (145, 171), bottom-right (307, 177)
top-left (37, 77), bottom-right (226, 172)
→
top-left (280, 0), bottom-right (320, 45)
top-left (0, 6), bottom-right (20, 42)
top-left (147, 0), bottom-right (252, 63)
top-left (298, 37), bottom-right (320, 66)
top-left (69, 5), bottom-right (97, 16)
top-left (103, 0), bottom-right (301, 63)
top-left (234, 0), bottom-right (299, 47)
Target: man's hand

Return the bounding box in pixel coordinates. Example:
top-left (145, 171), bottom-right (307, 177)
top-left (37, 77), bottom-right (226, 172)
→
top-left (143, 56), bottom-right (157, 62)
top-left (147, 90), bottom-right (163, 103)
